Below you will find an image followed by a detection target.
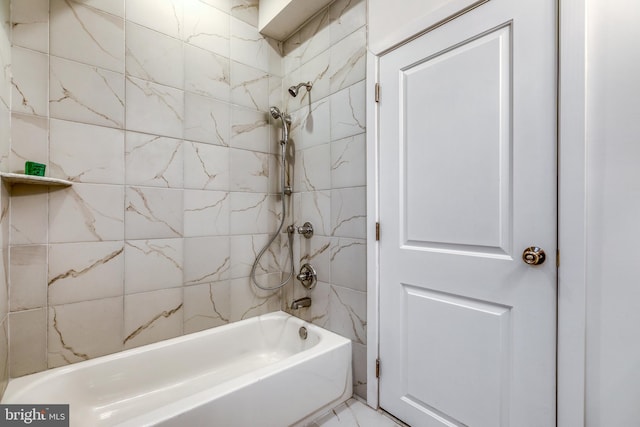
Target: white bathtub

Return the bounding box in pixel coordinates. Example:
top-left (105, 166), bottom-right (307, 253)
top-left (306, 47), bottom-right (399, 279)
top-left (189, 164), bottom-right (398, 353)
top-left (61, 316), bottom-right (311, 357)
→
top-left (2, 311), bottom-right (352, 427)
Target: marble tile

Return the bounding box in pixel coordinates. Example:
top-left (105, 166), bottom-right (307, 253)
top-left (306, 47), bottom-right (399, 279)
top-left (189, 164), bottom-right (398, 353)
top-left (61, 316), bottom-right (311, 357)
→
top-left (125, 132), bottom-right (183, 188)
top-left (0, 9), bottom-right (9, 113)
top-left (329, 285), bottom-right (366, 345)
top-left (9, 309), bottom-right (47, 377)
top-left (48, 297), bottom-right (124, 368)
top-left (329, 0), bottom-right (366, 45)
top-left (230, 148), bottom-right (269, 192)
top-left (183, 189), bottom-right (230, 236)
top-left (310, 399), bottom-right (403, 427)
top-left (231, 17), bottom-right (269, 72)
top-left (183, 280), bottom-right (231, 333)
top-left (10, 245), bottom-right (47, 311)
top-left (69, 0), bottom-right (125, 17)
top-left (230, 275), bottom-right (280, 321)
top-left (183, 141), bottom-right (230, 190)
top-left (331, 238), bottom-right (366, 292)
top-left (49, 119), bottom-right (125, 184)
top-left (296, 143), bottom-right (331, 191)
top-left (231, 0), bottom-right (258, 27)
top-left (330, 81), bottom-right (365, 141)
top-left (300, 190), bottom-right (331, 237)
top-left (125, 186), bottom-right (183, 239)
top-left (126, 76), bottom-right (184, 139)
top-left (126, 21), bottom-right (184, 89)
top-left (9, 185), bottom-right (48, 245)
top-left (0, 320), bottom-right (6, 393)
top-left (299, 235), bottom-right (332, 284)
top-left (268, 38), bottom-right (284, 78)
top-left (125, 238), bottom-right (183, 294)
top-left (49, 183), bottom-right (125, 242)
top-left (11, 47), bottom-right (48, 117)
top-left (331, 133), bottom-right (365, 188)
top-left (50, 56), bottom-right (125, 128)
top-left (124, 288), bottom-right (183, 349)
top-left (231, 62), bottom-right (269, 112)
top-left (229, 233), bottom-right (277, 279)
top-left (50, 0), bottom-right (124, 73)
top-left (289, 98), bottom-right (330, 150)
top-left (199, 0), bottom-right (231, 13)
top-left (352, 342), bottom-right (367, 399)
top-left (184, 44), bottom-right (230, 101)
top-left (293, 50), bottom-right (331, 109)
top-left (230, 106), bottom-right (269, 152)
top-left (283, 9), bottom-right (330, 68)
top-left (330, 186), bottom-right (366, 239)
top-left (9, 113), bottom-right (48, 174)
top-left (183, 236), bottom-right (230, 285)
top-left (229, 192), bottom-right (279, 235)
top-left (184, 92), bottom-right (230, 145)
top-left (329, 27), bottom-right (366, 94)
top-left (11, 0), bottom-right (49, 53)
top-left (48, 241), bottom-right (124, 305)
top-left (126, 0), bottom-right (183, 39)
top-left (268, 78), bottom-right (283, 125)
top-left (183, 0), bottom-right (230, 57)
top-left (0, 107), bottom-right (9, 172)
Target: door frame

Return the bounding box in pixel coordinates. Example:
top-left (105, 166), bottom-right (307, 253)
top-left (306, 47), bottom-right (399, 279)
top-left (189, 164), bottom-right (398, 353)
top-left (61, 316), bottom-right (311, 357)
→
top-left (365, 0), bottom-right (588, 424)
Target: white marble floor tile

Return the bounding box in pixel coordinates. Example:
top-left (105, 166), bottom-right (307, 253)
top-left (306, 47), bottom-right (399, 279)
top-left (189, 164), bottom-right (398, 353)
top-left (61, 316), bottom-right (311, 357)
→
top-left (309, 399), bottom-right (405, 427)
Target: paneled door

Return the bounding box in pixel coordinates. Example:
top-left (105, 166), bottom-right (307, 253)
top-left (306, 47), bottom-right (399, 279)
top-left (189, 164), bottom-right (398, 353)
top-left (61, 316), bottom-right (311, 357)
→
top-left (378, 0), bottom-right (557, 426)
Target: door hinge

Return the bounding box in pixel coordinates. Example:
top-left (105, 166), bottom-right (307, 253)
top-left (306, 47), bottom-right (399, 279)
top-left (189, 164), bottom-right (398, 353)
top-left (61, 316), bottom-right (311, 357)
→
top-left (375, 222), bottom-right (380, 241)
top-left (556, 249), bottom-right (560, 268)
top-left (375, 83), bottom-right (381, 103)
top-left (376, 358), bottom-right (381, 378)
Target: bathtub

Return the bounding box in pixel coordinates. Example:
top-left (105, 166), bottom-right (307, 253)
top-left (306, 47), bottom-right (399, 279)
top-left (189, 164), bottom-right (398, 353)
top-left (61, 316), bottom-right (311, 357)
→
top-left (2, 311), bottom-right (352, 427)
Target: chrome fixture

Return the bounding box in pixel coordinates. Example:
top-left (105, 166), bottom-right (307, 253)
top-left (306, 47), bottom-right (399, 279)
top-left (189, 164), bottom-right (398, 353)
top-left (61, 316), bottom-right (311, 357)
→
top-left (269, 106), bottom-right (291, 144)
top-left (298, 326), bottom-right (308, 340)
top-left (291, 297), bottom-right (312, 310)
top-left (297, 264), bottom-right (317, 289)
top-left (522, 246), bottom-right (546, 265)
top-left (288, 82), bottom-right (313, 97)
top-left (296, 222), bottom-right (314, 239)
top-left (250, 107), bottom-right (294, 291)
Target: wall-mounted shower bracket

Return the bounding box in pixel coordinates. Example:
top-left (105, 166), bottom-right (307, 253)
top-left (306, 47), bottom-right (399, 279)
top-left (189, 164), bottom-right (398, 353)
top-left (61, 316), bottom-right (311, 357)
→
top-left (297, 222), bottom-right (314, 239)
top-left (297, 263), bottom-right (317, 289)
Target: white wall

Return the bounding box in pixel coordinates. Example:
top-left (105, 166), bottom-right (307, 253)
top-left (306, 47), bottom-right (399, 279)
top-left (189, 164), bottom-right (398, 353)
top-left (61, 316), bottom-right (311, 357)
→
top-left (585, 0), bottom-right (640, 424)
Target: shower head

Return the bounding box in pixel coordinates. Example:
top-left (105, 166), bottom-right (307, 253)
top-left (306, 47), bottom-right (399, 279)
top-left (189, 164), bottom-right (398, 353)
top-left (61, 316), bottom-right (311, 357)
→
top-left (270, 106), bottom-right (291, 123)
top-left (288, 82), bottom-right (313, 97)
top-left (270, 106), bottom-right (291, 143)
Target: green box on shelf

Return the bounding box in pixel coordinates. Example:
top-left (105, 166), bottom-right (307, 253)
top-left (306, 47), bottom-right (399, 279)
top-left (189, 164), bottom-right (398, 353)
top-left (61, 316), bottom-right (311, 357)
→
top-left (25, 161), bottom-right (46, 176)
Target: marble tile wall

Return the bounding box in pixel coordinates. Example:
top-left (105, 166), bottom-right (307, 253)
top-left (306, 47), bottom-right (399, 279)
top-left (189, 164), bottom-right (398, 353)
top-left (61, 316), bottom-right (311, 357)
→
top-left (280, 0), bottom-right (368, 399)
top-left (7, 0), bottom-right (288, 377)
top-left (0, 0), bottom-right (10, 396)
top-left (6, 0), bottom-right (370, 404)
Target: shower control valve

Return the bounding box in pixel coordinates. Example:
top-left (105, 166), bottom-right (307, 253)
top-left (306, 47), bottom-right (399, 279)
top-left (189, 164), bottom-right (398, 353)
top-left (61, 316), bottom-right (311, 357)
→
top-left (297, 263), bottom-right (317, 289)
top-left (297, 222), bottom-right (314, 239)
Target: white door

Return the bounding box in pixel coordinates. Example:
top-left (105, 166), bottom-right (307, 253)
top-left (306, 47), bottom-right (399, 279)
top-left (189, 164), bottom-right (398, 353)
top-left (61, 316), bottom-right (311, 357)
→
top-left (378, 0), bottom-right (557, 426)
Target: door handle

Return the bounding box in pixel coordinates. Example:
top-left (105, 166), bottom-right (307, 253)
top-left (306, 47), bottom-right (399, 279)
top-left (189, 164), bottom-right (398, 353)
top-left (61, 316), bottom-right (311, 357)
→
top-left (522, 246), bottom-right (546, 265)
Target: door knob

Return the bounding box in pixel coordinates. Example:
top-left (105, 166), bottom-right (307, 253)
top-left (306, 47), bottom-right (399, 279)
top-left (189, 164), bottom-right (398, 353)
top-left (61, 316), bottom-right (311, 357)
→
top-left (522, 246), bottom-right (546, 265)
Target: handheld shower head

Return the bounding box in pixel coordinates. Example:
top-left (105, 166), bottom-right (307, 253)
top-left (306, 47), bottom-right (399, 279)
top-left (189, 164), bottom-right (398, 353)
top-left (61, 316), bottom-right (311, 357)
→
top-left (288, 82), bottom-right (313, 97)
top-left (270, 106), bottom-right (291, 143)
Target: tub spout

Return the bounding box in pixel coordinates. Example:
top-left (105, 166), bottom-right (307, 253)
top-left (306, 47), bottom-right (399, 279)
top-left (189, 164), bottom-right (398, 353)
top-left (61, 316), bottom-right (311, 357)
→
top-left (290, 297), bottom-right (312, 309)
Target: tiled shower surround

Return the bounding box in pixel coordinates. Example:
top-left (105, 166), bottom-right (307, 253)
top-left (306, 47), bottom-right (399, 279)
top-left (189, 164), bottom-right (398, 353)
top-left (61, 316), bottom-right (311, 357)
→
top-left (4, 0), bottom-right (366, 399)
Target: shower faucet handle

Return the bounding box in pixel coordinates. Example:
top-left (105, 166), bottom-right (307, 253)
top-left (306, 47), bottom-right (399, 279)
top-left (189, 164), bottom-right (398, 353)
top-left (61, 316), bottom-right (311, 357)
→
top-left (297, 222), bottom-right (314, 239)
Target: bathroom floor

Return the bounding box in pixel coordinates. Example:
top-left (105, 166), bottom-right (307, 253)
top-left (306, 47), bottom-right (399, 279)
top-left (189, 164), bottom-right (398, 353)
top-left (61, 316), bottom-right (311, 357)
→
top-left (308, 398), bottom-right (407, 427)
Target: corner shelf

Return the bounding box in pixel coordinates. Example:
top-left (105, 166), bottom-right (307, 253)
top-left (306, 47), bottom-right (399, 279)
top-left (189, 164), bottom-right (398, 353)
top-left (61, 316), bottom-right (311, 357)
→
top-left (0, 172), bottom-right (72, 187)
